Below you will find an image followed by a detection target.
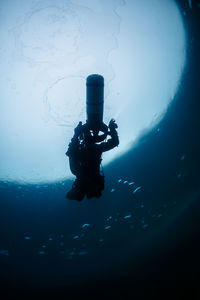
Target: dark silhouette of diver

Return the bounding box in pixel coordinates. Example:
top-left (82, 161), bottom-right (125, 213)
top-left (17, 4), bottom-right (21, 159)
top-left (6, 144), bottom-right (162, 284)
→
top-left (66, 119), bottom-right (119, 201)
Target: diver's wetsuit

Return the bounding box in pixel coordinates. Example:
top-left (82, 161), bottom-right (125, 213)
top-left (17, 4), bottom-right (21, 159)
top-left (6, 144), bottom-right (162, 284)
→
top-left (66, 125), bottom-right (119, 201)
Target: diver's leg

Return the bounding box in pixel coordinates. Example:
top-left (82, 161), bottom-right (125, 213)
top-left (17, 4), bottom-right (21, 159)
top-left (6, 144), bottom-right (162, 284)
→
top-left (86, 175), bottom-right (104, 198)
top-left (66, 179), bottom-right (85, 201)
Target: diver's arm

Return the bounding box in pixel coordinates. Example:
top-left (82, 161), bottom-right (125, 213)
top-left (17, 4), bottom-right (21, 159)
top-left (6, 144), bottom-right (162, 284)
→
top-left (99, 119), bottom-right (119, 152)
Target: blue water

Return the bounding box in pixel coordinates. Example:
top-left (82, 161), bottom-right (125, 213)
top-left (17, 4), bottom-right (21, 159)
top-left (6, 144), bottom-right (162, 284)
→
top-left (0, 1), bottom-right (200, 297)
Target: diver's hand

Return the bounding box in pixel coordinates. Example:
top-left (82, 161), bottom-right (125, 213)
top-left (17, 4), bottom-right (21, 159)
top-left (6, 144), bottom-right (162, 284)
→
top-left (74, 121), bottom-right (82, 136)
top-left (109, 119), bottom-right (118, 130)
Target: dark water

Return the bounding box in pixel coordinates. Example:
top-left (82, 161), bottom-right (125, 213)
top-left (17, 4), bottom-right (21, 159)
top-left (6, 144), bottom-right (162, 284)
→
top-left (0, 1), bottom-right (200, 298)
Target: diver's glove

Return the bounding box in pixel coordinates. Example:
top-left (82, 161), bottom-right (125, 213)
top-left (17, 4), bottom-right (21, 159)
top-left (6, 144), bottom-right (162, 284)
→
top-left (108, 119), bottom-right (119, 146)
top-left (109, 119), bottom-right (118, 131)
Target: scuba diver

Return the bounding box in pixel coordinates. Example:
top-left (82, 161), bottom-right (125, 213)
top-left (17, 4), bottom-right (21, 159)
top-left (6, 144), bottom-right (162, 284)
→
top-left (66, 119), bottom-right (119, 201)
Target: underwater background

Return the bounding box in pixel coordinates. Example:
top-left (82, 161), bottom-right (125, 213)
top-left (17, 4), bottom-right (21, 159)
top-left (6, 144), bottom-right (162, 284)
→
top-left (0, 0), bottom-right (200, 298)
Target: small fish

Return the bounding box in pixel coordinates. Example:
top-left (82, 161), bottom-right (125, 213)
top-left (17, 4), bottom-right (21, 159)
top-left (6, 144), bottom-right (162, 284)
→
top-left (133, 186), bottom-right (142, 193)
top-left (142, 224), bottom-right (149, 229)
top-left (81, 224), bottom-right (90, 229)
top-left (104, 226), bottom-right (111, 230)
top-left (124, 214), bottom-right (132, 219)
top-left (38, 251), bottom-right (45, 255)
